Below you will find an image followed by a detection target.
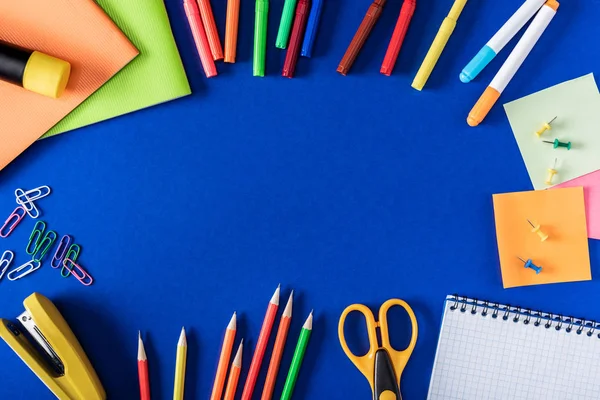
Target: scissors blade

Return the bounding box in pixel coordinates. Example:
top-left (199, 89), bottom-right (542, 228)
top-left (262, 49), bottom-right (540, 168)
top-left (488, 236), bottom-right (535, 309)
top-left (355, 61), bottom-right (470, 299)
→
top-left (374, 348), bottom-right (401, 400)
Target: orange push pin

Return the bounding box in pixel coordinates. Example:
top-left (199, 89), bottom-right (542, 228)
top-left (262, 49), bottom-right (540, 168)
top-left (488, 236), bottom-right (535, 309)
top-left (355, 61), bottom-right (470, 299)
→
top-left (527, 219), bottom-right (548, 242)
top-left (535, 116), bottom-right (557, 137)
top-left (545, 158), bottom-right (558, 186)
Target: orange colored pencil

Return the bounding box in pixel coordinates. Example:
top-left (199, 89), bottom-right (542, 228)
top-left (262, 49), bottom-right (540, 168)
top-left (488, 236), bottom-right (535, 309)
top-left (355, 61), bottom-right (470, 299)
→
top-left (138, 332), bottom-right (151, 400)
top-left (260, 292), bottom-right (293, 400)
top-left (223, 340), bottom-right (244, 400)
top-left (197, 0), bottom-right (223, 60)
top-left (224, 0), bottom-right (240, 63)
top-left (210, 312), bottom-right (237, 400)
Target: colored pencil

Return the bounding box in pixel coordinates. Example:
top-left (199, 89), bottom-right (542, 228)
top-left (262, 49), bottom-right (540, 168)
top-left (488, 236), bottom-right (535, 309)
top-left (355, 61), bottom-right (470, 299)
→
top-left (241, 285), bottom-right (281, 400)
top-left (138, 332), bottom-right (151, 400)
top-left (223, 340), bottom-right (244, 400)
top-left (210, 313), bottom-right (237, 400)
top-left (261, 292), bottom-right (293, 400)
top-left (276, 0), bottom-right (299, 49)
top-left (225, 0), bottom-right (241, 62)
top-left (280, 312), bottom-right (313, 400)
top-left (183, 0), bottom-right (217, 77)
top-left (282, 0), bottom-right (311, 78)
top-left (197, 0), bottom-right (224, 60)
top-left (173, 327), bottom-right (188, 400)
top-left (254, 0), bottom-right (269, 76)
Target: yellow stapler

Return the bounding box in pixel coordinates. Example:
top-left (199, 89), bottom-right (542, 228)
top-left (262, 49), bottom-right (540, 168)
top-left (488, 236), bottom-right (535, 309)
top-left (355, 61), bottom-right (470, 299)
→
top-left (0, 293), bottom-right (105, 400)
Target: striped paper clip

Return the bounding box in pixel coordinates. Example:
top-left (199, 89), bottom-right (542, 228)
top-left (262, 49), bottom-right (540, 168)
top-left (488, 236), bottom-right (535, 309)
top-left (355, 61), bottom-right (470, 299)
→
top-left (0, 207), bottom-right (26, 238)
top-left (61, 244), bottom-right (81, 278)
top-left (63, 258), bottom-right (93, 286)
top-left (51, 235), bottom-right (72, 269)
top-left (7, 260), bottom-right (41, 281)
top-left (26, 221), bottom-right (46, 255)
top-left (0, 250), bottom-right (15, 281)
top-left (15, 186), bottom-right (51, 219)
top-left (32, 231), bottom-right (58, 263)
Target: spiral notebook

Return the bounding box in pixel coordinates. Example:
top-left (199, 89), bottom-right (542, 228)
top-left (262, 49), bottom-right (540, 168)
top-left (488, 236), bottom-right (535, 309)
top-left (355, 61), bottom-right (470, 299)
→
top-left (427, 295), bottom-right (600, 400)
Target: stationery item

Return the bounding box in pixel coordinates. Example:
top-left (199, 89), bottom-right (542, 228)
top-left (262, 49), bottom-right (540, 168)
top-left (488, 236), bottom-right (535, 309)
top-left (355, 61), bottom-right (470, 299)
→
top-left (546, 165), bottom-right (558, 185)
top-left (26, 221), bottom-right (46, 256)
top-left (15, 186), bottom-right (51, 218)
top-left (254, 0), bottom-right (269, 77)
top-left (339, 299), bottom-right (417, 400)
top-left (280, 312), bottom-right (313, 400)
top-left (553, 170), bottom-right (600, 240)
top-left (535, 116), bottom-right (557, 137)
top-left (223, 340), bottom-right (244, 400)
top-left (61, 244), bottom-right (81, 278)
top-left (527, 219), bottom-right (548, 241)
top-left (380, 0), bottom-right (416, 76)
top-left (0, 293), bottom-right (105, 399)
top-left (0, 0), bottom-right (137, 171)
top-left (51, 235), bottom-right (72, 269)
top-left (412, 0), bottom-right (467, 90)
top-left (173, 327), bottom-right (188, 400)
top-left (63, 259), bottom-right (94, 286)
top-left (467, 0), bottom-right (559, 126)
top-left (0, 250), bottom-right (15, 281)
top-left (282, 0), bottom-right (311, 78)
top-left (301, 0), bottom-right (324, 57)
top-left (138, 332), bottom-right (151, 400)
top-left (276, 0), bottom-right (299, 49)
top-left (184, 0), bottom-right (218, 78)
top-left (518, 256), bottom-right (542, 274)
top-left (460, 0), bottom-right (546, 83)
top-left (210, 313), bottom-right (237, 400)
top-left (261, 292), bottom-right (293, 400)
top-left (225, 0), bottom-right (241, 62)
top-left (0, 40), bottom-right (71, 98)
top-left (337, 0), bottom-right (386, 76)
top-left (544, 138), bottom-right (572, 150)
top-left (32, 230), bottom-right (58, 263)
top-left (45, 0), bottom-right (191, 138)
top-left (241, 285), bottom-right (280, 400)
top-left (428, 295), bottom-right (600, 399)
top-left (198, 0), bottom-right (224, 60)
top-left (493, 187), bottom-right (590, 288)
top-left (7, 261), bottom-right (41, 281)
top-left (0, 207), bottom-right (26, 238)
top-left (504, 74), bottom-right (600, 190)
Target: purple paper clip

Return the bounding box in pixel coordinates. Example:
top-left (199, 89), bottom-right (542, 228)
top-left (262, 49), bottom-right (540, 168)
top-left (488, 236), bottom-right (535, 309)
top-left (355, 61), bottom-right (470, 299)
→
top-left (51, 235), bottom-right (72, 268)
top-left (0, 207), bottom-right (26, 238)
top-left (63, 258), bottom-right (94, 286)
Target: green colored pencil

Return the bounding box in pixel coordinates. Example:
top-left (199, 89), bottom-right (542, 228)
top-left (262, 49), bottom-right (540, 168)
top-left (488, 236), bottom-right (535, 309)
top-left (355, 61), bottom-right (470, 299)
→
top-left (280, 311), bottom-right (313, 400)
top-left (275, 0), bottom-right (299, 49)
top-left (254, 0), bottom-right (269, 76)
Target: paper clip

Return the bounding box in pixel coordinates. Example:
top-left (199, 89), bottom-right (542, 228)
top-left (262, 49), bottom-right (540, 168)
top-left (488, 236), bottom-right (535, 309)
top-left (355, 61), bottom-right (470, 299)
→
top-left (26, 221), bottom-right (46, 255)
top-left (0, 250), bottom-right (15, 281)
top-left (63, 258), bottom-right (94, 286)
top-left (7, 260), bottom-right (41, 281)
top-left (51, 235), bottom-right (72, 268)
top-left (61, 244), bottom-right (81, 278)
top-left (15, 186), bottom-right (51, 219)
top-left (0, 207), bottom-right (26, 238)
top-left (32, 231), bottom-right (58, 263)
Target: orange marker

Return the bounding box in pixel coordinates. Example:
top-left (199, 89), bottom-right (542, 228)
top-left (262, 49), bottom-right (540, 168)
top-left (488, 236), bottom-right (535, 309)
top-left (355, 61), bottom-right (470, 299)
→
top-left (223, 340), bottom-right (244, 400)
top-left (197, 0), bottom-right (224, 60)
top-left (225, 0), bottom-right (240, 62)
top-left (260, 292), bottom-right (293, 400)
top-left (210, 313), bottom-right (237, 400)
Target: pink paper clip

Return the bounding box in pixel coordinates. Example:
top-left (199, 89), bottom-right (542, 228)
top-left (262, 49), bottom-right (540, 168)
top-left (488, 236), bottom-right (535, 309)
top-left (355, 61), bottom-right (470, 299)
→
top-left (63, 258), bottom-right (94, 286)
top-left (51, 235), bottom-right (72, 268)
top-left (0, 207), bottom-right (26, 238)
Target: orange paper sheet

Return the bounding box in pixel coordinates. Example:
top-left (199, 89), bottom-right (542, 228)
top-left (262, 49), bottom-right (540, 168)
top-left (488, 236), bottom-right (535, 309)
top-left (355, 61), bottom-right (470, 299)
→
top-left (493, 187), bottom-right (591, 289)
top-left (0, 0), bottom-right (138, 171)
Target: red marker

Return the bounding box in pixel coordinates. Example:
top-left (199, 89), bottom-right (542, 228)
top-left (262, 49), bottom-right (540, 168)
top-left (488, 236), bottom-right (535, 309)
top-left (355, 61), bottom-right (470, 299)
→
top-left (282, 0), bottom-right (311, 78)
top-left (381, 0), bottom-right (416, 76)
top-left (183, 0), bottom-right (217, 77)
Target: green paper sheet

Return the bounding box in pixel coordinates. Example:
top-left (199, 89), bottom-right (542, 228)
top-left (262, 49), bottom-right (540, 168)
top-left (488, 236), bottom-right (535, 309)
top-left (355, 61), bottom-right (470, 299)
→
top-left (44, 0), bottom-right (191, 138)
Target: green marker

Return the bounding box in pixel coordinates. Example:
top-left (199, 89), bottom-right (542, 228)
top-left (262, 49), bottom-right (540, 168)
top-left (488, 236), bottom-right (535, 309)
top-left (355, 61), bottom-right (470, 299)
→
top-left (254, 0), bottom-right (269, 76)
top-left (276, 0), bottom-right (299, 49)
top-left (280, 311), bottom-right (313, 400)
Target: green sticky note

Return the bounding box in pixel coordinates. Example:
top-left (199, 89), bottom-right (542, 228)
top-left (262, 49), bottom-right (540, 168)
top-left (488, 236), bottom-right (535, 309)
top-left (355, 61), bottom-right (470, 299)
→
top-left (44, 0), bottom-right (191, 138)
top-left (504, 73), bottom-right (600, 190)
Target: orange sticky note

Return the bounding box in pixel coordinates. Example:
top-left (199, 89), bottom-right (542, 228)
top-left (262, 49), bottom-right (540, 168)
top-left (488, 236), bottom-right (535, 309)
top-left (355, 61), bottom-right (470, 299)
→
top-left (493, 187), bottom-right (591, 289)
top-left (0, 0), bottom-right (138, 171)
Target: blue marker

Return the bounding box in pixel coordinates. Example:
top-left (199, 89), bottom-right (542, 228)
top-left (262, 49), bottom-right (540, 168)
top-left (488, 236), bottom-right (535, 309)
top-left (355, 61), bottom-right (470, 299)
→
top-left (301, 0), bottom-right (324, 57)
top-left (460, 0), bottom-right (545, 83)
top-left (518, 257), bottom-right (542, 274)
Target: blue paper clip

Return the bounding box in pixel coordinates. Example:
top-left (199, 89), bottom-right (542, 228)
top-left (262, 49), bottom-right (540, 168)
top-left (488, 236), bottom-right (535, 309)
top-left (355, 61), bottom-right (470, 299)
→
top-left (31, 230), bottom-right (58, 263)
top-left (26, 221), bottom-right (46, 255)
top-left (7, 260), bottom-right (41, 281)
top-left (301, 0), bottom-right (324, 57)
top-left (51, 235), bottom-right (72, 269)
top-left (0, 207), bottom-right (26, 238)
top-left (0, 250), bottom-right (15, 281)
top-left (61, 244), bottom-right (81, 278)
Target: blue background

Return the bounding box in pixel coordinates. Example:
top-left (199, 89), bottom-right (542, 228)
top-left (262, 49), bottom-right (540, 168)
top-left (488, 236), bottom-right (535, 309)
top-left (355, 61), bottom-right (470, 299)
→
top-left (0, 0), bottom-right (598, 398)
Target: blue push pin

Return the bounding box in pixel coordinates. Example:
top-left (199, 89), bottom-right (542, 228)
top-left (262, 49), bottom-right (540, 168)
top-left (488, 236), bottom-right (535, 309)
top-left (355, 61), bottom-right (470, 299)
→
top-left (518, 257), bottom-right (542, 274)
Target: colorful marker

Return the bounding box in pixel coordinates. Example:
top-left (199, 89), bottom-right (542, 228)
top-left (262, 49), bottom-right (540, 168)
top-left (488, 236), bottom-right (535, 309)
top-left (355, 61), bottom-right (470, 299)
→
top-left (381, 0), bottom-right (416, 76)
top-left (283, 0), bottom-right (311, 77)
top-left (184, 0), bottom-right (217, 77)
top-left (276, 0), bottom-right (299, 49)
top-left (301, 0), bottom-right (324, 57)
top-left (254, 0), bottom-right (269, 76)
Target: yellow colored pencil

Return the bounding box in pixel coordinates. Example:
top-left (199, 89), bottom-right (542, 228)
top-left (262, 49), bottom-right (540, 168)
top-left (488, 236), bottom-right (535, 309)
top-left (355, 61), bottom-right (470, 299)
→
top-left (173, 327), bottom-right (188, 400)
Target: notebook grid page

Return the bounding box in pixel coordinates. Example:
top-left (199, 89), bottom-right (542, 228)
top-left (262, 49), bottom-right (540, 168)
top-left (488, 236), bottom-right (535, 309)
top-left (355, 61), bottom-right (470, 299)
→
top-left (427, 297), bottom-right (600, 400)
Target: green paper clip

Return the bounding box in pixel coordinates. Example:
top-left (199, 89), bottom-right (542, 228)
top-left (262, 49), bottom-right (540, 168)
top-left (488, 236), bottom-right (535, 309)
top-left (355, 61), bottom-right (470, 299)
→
top-left (26, 221), bottom-right (46, 255)
top-left (61, 244), bottom-right (81, 278)
top-left (32, 231), bottom-right (58, 262)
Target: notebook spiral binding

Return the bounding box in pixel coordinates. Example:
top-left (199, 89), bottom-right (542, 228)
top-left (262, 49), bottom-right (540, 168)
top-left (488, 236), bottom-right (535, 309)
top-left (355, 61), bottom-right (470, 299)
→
top-left (449, 294), bottom-right (600, 338)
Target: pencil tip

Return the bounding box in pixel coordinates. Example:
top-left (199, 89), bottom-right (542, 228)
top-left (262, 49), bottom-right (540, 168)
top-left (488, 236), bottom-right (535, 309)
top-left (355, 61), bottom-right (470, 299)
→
top-left (304, 311), bottom-right (313, 330)
top-left (138, 332), bottom-right (147, 361)
top-left (178, 327), bottom-right (187, 346)
top-left (271, 285), bottom-right (281, 305)
top-left (233, 340), bottom-right (243, 367)
top-left (283, 292), bottom-right (293, 317)
top-left (228, 312), bottom-right (237, 330)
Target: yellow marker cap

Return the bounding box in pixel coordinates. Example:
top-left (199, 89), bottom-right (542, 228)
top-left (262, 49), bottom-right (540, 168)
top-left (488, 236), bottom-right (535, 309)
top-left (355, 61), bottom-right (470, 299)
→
top-left (22, 51), bottom-right (71, 98)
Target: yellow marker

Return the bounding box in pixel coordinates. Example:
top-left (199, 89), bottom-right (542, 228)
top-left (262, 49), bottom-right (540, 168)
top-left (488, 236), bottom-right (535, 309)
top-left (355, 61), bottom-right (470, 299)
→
top-left (528, 219), bottom-right (549, 242)
top-left (536, 116), bottom-right (557, 137)
top-left (412, 0), bottom-right (468, 91)
top-left (173, 327), bottom-right (188, 400)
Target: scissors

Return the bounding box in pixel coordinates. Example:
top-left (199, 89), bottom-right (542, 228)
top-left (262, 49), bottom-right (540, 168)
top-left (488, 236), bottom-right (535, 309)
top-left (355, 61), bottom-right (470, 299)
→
top-left (338, 299), bottom-right (418, 400)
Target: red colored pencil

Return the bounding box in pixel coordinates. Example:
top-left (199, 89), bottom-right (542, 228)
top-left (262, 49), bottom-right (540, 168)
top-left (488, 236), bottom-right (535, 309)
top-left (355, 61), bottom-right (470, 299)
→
top-left (381, 0), bottom-right (416, 76)
top-left (240, 285), bottom-right (281, 400)
top-left (138, 332), bottom-right (151, 400)
top-left (282, 0), bottom-right (311, 78)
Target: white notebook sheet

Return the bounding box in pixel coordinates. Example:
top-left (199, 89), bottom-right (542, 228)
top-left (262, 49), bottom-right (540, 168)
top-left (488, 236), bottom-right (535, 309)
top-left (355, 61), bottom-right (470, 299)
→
top-left (427, 295), bottom-right (600, 400)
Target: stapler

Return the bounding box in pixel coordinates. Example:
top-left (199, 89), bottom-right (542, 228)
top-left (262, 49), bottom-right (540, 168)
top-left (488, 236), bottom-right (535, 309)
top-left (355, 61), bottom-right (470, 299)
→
top-left (0, 292), bottom-right (105, 400)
